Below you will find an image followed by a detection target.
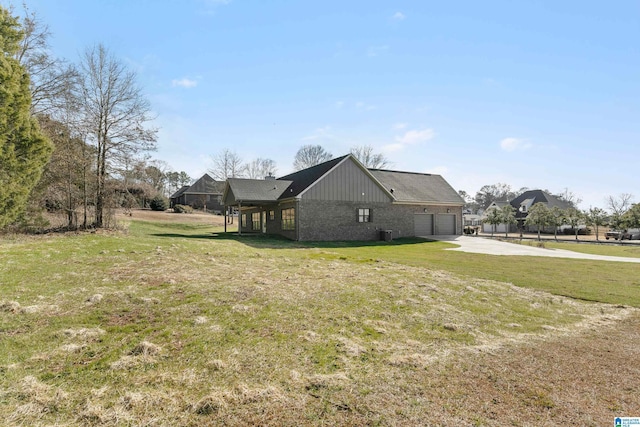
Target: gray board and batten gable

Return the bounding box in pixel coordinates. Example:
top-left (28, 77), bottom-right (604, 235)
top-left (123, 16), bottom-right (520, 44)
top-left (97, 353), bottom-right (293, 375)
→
top-left (284, 155), bottom-right (393, 203)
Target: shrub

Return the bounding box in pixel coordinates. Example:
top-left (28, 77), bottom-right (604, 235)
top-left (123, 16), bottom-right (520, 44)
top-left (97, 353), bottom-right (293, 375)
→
top-left (149, 196), bottom-right (168, 211)
top-left (173, 204), bottom-right (193, 214)
top-left (562, 228), bottom-right (591, 235)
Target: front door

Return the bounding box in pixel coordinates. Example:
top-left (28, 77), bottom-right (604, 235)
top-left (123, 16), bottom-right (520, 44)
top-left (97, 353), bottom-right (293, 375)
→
top-left (261, 211), bottom-right (267, 233)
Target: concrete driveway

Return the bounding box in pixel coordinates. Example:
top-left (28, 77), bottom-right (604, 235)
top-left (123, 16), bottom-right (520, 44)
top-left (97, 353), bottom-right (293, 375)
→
top-left (429, 235), bottom-right (640, 263)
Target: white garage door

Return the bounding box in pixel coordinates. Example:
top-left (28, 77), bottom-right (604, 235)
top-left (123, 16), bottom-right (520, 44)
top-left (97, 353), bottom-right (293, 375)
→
top-left (437, 214), bottom-right (456, 235)
top-left (414, 214), bottom-right (434, 236)
top-left (483, 223), bottom-right (506, 233)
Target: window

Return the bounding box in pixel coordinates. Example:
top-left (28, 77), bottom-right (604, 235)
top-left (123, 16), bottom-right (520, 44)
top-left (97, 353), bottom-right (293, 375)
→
top-left (357, 208), bottom-right (371, 223)
top-left (282, 208), bottom-right (295, 230)
top-left (251, 212), bottom-right (261, 231)
top-left (241, 214), bottom-right (247, 228)
top-left (269, 210), bottom-right (275, 220)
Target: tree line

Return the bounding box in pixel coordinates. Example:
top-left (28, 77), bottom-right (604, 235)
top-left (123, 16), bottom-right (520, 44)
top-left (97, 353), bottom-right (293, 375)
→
top-left (1, 5), bottom-right (194, 231)
top-left (208, 144), bottom-right (390, 181)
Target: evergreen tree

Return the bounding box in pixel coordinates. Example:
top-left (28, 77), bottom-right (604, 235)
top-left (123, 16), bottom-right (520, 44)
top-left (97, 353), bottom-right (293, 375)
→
top-left (0, 7), bottom-right (52, 228)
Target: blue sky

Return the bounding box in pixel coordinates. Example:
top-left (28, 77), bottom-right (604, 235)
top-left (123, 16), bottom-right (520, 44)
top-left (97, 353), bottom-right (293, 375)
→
top-left (8, 0), bottom-right (640, 209)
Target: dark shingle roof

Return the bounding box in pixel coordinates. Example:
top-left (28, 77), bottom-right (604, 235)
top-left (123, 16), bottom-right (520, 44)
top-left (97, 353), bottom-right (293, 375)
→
top-left (510, 190), bottom-right (571, 210)
top-left (223, 154), bottom-right (462, 206)
top-left (170, 185), bottom-right (189, 199)
top-left (368, 169), bottom-right (464, 205)
top-left (225, 178), bottom-right (293, 203)
top-left (188, 174), bottom-right (225, 194)
top-left (277, 155), bottom-right (348, 198)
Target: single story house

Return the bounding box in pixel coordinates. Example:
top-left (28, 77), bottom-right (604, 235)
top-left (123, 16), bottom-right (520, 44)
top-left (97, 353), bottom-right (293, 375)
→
top-left (170, 174), bottom-right (225, 212)
top-left (222, 154), bottom-right (464, 241)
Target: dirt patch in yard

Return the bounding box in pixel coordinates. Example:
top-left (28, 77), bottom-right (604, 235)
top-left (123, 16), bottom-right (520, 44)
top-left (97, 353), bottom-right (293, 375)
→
top-left (422, 310), bottom-right (640, 426)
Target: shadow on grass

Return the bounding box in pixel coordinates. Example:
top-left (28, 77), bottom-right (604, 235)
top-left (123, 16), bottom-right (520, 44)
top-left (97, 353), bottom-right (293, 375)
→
top-left (151, 230), bottom-right (441, 249)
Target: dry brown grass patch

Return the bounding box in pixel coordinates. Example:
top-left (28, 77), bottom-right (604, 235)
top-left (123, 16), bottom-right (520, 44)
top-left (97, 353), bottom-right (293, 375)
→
top-left (60, 327), bottom-right (106, 340)
top-left (130, 341), bottom-right (162, 356)
top-left (8, 376), bottom-right (68, 422)
top-left (0, 300), bottom-right (23, 313)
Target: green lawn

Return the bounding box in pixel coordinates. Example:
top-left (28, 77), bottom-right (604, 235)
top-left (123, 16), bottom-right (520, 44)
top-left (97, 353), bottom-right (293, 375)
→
top-left (1, 220), bottom-right (637, 425)
top-left (291, 238), bottom-right (640, 307)
top-left (526, 240), bottom-right (640, 258)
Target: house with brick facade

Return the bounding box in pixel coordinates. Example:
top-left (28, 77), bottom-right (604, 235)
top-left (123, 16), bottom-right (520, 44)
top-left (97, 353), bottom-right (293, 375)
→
top-left (222, 154), bottom-right (464, 241)
top-left (170, 174), bottom-right (225, 212)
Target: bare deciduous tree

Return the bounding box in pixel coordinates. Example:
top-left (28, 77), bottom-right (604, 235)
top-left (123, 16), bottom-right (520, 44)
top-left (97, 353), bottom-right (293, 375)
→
top-left (554, 188), bottom-right (582, 209)
top-left (350, 145), bottom-right (390, 169)
top-left (209, 149), bottom-right (244, 181)
top-left (34, 71), bottom-right (95, 229)
top-left (245, 158), bottom-right (277, 179)
top-left (79, 43), bottom-right (157, 228)
top-left (14, 5), bottom-right (76, 115)
top-left (293, 144), bottom-right (332, 171)
top-left (606, 193), bottom-right (634, 216)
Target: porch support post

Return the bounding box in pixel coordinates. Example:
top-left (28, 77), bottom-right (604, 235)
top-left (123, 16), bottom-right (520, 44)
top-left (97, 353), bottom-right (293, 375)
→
top-left (238, 201), bottom-right (242, 236)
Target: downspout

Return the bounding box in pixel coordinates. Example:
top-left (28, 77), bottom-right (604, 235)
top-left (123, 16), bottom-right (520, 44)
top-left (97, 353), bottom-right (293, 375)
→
top-left (295, 199), bottom-right (300, 241)
top-left (238, 201), bottom-right (242, 236)
top-left (224, 204), bottom-right (227, 233)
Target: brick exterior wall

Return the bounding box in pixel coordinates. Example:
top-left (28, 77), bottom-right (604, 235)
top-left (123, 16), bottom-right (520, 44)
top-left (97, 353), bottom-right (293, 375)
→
top-left (238, 200), bottom-right (462, 241)
top-left (298, 200), bottom-right (462, 241)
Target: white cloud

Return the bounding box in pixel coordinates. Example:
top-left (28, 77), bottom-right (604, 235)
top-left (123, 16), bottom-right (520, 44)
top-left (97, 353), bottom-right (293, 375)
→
top-left (393, 122), bottom-right (408, 130)
top-left (355, 101), bottom-right (376, 111)
top-left (172, 78), bottom-right (198, 88)
top-left (301, 126), bottom-right (333, 142)
top-left (500, 137), bottom-right (532, 152)
top-left (199, 0), bottom-right (232, 14)
top-left (335, 101), bottom-right (344, 109)
top-left (392, 12), bottom-right (405, 21)
top-left (382, 143), bottom-right (405, 153)
top-left (395, 129), bottom-right (435, 145)
top-left (367, 45), bottom-right (389, 57)
top-left (382, 128), bottom-right (435, 153)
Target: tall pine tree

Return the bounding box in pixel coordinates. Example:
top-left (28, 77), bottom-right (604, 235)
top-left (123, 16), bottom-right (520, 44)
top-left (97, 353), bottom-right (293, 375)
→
top-left (0, 7), bottom-right (52, 228)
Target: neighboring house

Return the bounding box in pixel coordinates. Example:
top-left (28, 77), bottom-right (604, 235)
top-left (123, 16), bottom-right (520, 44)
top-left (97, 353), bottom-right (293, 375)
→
top-left (463, 209), bottom-right (482, 227)
top-left (169, 174), bottom-right (225, 212)
top-left (510, 189), bottom-right (572, 232)
top-left (481, 201), bottom-right (510, 233)
top-left (222, 154), bottom-right (464, 241)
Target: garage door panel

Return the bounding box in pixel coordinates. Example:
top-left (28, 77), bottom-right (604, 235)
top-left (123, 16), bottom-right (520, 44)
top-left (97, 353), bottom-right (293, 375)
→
top-left (414, 214), bottom-right (433, 236)
top-left (436, 214), bottom-right (456, 235)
